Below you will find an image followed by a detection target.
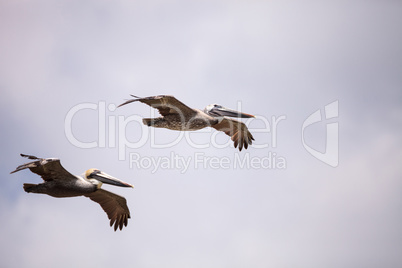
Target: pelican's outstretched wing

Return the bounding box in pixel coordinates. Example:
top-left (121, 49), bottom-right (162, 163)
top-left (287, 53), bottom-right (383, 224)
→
top-left (85, 189), bottom-right (131, 231)
top-left (10, 154), bottom-right (76, 182)
top-left (118, 95), bottom-right (196, 116)
top-left (212, 118), bottom-right (254, 151)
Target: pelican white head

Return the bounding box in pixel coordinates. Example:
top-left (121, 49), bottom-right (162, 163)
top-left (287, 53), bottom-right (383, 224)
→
top-left (85, 168), bottom-right (134, 188)
top-left (204, 104), bottom-right (255, 118)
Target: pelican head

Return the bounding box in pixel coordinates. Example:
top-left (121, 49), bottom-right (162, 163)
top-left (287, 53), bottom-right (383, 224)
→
top-left (85, 168), bottom-right (134, 188)
top-left (204, 104), bottom-right (255, 118)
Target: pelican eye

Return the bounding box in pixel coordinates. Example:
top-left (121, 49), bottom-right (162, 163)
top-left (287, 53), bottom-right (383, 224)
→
top-left (88, 170), bottom-right (101, 178)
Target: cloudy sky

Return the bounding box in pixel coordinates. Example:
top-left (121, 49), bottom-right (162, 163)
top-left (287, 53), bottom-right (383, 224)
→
top-left (1, 1), bottom-right (402, 267)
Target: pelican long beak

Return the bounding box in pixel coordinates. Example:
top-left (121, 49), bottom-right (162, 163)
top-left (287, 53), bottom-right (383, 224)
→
top-left (93, 172), bottom-right (134, 188)
top-left (209, 106), bottom-right (255, 118)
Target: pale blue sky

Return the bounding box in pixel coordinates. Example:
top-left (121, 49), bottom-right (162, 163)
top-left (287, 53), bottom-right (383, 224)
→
top-left (1, 1), bottom-right (402, 267)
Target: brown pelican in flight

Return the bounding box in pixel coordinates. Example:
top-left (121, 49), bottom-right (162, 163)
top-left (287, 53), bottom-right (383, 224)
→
top-left (118, 95), bottom-right (255, 151)
top-left (11, 154), bottom-right (133, 231)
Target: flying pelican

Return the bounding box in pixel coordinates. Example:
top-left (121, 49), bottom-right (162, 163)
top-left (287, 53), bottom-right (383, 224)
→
top-left (118, 95), bottom-right (255, 151)
top-left (10, 154), bottom-right (133, 231)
